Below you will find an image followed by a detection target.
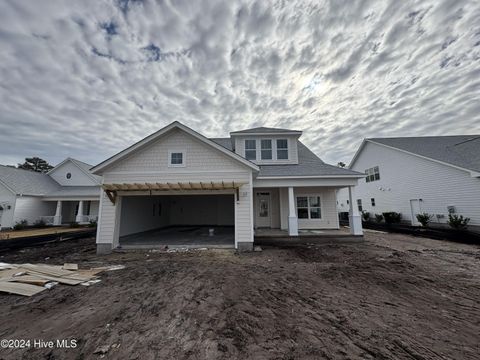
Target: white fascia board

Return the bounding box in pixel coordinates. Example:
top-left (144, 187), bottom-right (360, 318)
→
top-left (254, 178), bottom-right (359, 188)
top-left (256, 174), bottom-right (365, 179)
top-left (366, 140), bottom-right (479, 176)
top-left (230, 132), bottom-right (302, 136)
top-left (91, 121), bottom-right (259, 174)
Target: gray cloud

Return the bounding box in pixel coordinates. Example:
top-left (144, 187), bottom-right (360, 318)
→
top-left (0, 0), bottom-right (479, 168)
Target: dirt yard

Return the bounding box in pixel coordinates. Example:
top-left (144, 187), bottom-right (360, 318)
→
top-left (0, 232), bottom-right (479, 359)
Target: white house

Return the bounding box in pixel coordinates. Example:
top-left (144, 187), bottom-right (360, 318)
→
top-left (92, 121), bottom-right (365, 254)
top-left (0, 158), bottom-right (101, 229)
top-left (337, 136), bottom-right (480, 228)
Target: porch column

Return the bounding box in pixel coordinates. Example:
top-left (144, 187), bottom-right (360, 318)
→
top-left (287, 186), bottom-right (298, 236)
top-left (348, 186), bottom-right (363, 235)
top-left (76, 200), bottom-right (84, 223)
top-left (53, 200), bottom-right (62, 226)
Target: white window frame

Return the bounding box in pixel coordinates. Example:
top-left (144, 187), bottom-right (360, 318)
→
top-left (260, 139), bottom-right (272, 160)
top-left (244, 139), bottom-right (257, 160)
top-left (168, 150), bottom-right (186, 167)
top-left (276, 139), bottom-right (289, 160)
top-left (365, 166), bottom-right (380, 182)
top-left (296, 194), bottom-right (322, 220)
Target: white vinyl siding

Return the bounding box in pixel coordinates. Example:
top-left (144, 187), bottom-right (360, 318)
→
top-left (13, 196), bottom-right (56, 226)
top-left (337, 141), bottom-right (480, 225)
top-left (0, 184), bottom-right (16, 228)
top-left (48, 161), bottom-right (98, 186)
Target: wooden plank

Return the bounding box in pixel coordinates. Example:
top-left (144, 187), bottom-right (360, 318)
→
top-left (20, 264), bottom-right (73, 277)
top-left (0, 269), bottom-right (23, 279)
top-left (8, 275), bottom-right (51, 286)
top-left (20, 271), bottom-right (84, 285)
top-left (63, 263), bottom-right (78, 271)
top-left (0, 281), bottom-right (45, 296)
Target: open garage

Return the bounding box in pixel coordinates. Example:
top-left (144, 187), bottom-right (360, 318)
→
top-left (118, 194), bottom-right (235, 249)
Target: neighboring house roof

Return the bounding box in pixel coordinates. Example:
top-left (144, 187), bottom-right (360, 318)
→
top-left (351, 135), bottom-right (480, 176)
top-left (43, 186), bottom-right (100, 198)
top-left (91, 121), bottom-right (259, 174)
top-left (48, 157), bottom-right (102, 184)
top-left (230, 126), bottom-right (302, 135)
top-left (0, 165), bottom-right (60, 196)
top-left (210, 138), bottom-right (363, 178)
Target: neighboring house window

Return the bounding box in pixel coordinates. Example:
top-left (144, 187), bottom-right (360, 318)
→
top-left (261, 139), bottom-right (272, 160)
top-left (277, 139), bottom-right (288, 159)
top-left (66, 172), bottom-right (71, 179)
top-left (296, 196), bottom-right (321, 219)
top-left (357, 199), bottom-right (363, 212)
top-left (168, 151), bottom-right (185, 167)
top-left (245, 140), bottom-right (256, 160)
top-left (371, 198), bottom-right (375, 206)
top-left (365, 166), bottom-right (380, 182)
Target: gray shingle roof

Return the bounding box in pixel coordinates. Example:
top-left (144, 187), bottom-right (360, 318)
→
top-left (369, 135), bottom-right (480, 173)
top-left (210, 138), bottom-right (363, 177)
top-left (0, 166), bottom-right (60, 196)
top-left (43, 186), bottom-right (101, 198)
top-left (230, 126), bottom-right (302, 134)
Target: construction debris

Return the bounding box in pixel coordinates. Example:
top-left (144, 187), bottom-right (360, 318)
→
top-left (0, 262), bottom-right (124, 296)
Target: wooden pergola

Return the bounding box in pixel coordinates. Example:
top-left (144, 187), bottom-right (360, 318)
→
top-left (102, 181), bottom-right (246, 204)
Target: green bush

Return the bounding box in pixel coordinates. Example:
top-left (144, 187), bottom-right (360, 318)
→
top-left (88, 219), bottom-right (98, 228)
top-left (416, 213), bottom-right (433, 227)
top-left (361, 211), bottom-right (370, 222)
top-left (69, 221), bottom-right (80, 228)
top-left (447, 214), bottom-right (470, 230)
top-left (13, 219), bottom-right (28, 231)
top-left (382, 212), bottom-right (402, 225)
top-left (374, 214), bottom-right (384, 223)
top-left (32, 219), bottom-right (47, 229)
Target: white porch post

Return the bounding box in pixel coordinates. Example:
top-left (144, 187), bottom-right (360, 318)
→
top-left (53, 200), bottom-right (62, 226)
top-left (76, 200), bottom-right (84, 223)
top-left (348, 186), bottom-right (363, 235)
top-left (287, 186), bottom-right (298, 236)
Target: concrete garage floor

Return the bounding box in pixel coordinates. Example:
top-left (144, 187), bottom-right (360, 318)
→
top-left (119, 226), bottom-right (235, 249)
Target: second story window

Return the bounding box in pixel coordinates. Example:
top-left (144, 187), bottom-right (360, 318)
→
top-left (261, 139), bottom-right (272, 160)
top-left (245, 140), bottom-right (256, 160)
top-left (276, 139), bottom-right (288, 159)
top-left (168, 150), bottom-right (186, 167)
top-left (365, 166), bottom-right (380, 182)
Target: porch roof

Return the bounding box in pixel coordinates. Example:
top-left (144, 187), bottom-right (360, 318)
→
top-left (43, 186), bottom-right (101, 199)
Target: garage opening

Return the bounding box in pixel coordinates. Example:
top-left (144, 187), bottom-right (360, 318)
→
top-left (118, 194), bottom-right (235, 248)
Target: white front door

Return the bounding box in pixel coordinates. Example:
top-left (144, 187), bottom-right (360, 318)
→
top-left (256, 192), bottom-right (271, 228)
top-left (410, 199), bottom-right (421, 225)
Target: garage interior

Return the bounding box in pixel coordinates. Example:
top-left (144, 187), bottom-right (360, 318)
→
top-left (118, 194), bottom-right (235, 248)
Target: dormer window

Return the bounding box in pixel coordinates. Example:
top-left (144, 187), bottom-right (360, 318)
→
top-left (261, 139), bottom-right (272, 160)
top-left (245, 140), bottom-right (256, 160)
top-left (168, 150), bottom-right (186, 167)
top-left (277, 139), bottom-right (288, 159)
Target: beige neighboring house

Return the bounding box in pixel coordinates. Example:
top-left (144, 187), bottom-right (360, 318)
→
top-left (0, 158), bottom-right (101, 229)
top-left (92, 121), bottom-right (365, 254)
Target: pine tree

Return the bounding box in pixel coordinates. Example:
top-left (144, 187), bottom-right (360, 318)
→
top-left (17, 157), bottom-right (54, 173)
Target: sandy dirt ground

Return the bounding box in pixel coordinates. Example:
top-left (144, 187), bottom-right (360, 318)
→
top-left (0, 231), bottom-right (479, 359)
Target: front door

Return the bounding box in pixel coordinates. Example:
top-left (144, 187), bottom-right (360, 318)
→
top-left (256, 192), bottom-right (271, 228)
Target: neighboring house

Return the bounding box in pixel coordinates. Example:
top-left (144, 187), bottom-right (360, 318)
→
top-left (92, 121), bottom-right (365, 254)
top-left (0, 158), bottom-right (101, 229)
top-left (337, 136), bottom-right (480, 227)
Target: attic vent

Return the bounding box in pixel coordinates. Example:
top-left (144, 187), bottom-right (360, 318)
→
top-left (66, 172), bottom-right (72, 179)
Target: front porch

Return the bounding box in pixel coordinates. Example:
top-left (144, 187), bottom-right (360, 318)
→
top-left (252, 184), bottom-right (363, 237)
top-left (40, 199), bottom-right (99, 226)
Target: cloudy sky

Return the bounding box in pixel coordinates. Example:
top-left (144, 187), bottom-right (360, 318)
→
top-left (1, 0), bottom-right (479, 167)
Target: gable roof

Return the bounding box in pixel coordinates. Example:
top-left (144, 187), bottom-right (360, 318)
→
top-left (0, 165), bottom-right (60, 196)
top-left (350, 135), bottom-right (480, 176)
top-left (210, 138), bottom-right (363, 178)
top-left (91, 121), bottom-right (260, 174)
top-left (230, 126), bottom-right (302, 135)
top-left (48, 157), bottom-right (101, 184)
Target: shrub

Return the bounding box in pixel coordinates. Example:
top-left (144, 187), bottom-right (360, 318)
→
top-left (416, 213), bottom-right (433, 227)
top-left (447, 214), bottom-right (470, 230)
top-left (382, 212), bottom-right (402, 225)
top-left (374, 214), bottom-right (384, 223)
top-left (69, 221), bottom-right (80, 228)
top-left (32, 219), bottom-right (47, 229)
top-left (361, 211), bottom-right (370, 222)
top-left (13, 219), bottom-right (28, 231)
top-left (88, 219), bottom-right (98, 228)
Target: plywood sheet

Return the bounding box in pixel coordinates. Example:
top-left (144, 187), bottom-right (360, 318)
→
top-left (0, 281), bottom-right (45, 296)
